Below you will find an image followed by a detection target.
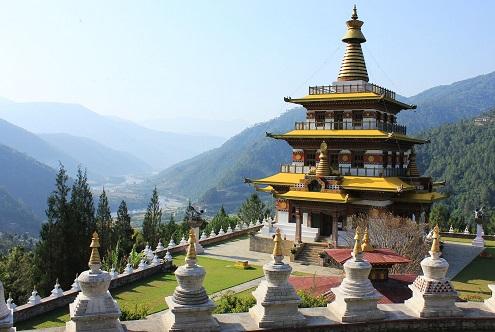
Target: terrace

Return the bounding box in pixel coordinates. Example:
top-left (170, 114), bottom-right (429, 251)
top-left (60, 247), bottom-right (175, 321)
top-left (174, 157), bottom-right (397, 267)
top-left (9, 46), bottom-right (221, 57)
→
top-left (294, 120), bottom-right (407, 135)
top-left (308, 82), bottom-right (396, 100)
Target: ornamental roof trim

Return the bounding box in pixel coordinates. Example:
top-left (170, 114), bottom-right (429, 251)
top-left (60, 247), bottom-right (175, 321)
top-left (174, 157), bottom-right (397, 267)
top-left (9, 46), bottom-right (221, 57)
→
top-left (269, 130), bottom-right (427, 144)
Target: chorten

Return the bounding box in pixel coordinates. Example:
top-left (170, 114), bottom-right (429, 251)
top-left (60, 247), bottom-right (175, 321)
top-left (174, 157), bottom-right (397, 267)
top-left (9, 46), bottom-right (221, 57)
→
top-left (66, 232), bottom-right (123, 332)
top-left (327, 226), bottom-right (384, 322)
top-left (249, 228), bottom-right (306, 328)
top-left (0, 280), bottom-right (14, 332)
top-left (405, 225), bottom-right (462, 317)
top-left (161, 230), bottom-right (218, 331)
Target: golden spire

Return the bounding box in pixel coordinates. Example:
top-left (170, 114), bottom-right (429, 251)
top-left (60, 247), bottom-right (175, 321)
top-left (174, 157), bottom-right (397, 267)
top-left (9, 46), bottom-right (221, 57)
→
top-left (431, 224), bottom-right (441, 253)
top-left (88, 232), bottom-right (101, 271)
top-left (185, 229), bottom-right (197, 261)
top-left (352, 226), bottom-right (363, 256)
top-left (337, 5), bottom-right (369, 82)
top-left (273, 228), bottom-right (283, 257)
top-left (361, 227), bottom-right (374, 252)
top-left (315, 142), bottom-right (330, 177)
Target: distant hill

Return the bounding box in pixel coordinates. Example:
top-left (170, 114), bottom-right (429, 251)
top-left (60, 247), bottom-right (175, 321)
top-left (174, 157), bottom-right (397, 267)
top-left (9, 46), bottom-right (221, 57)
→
top-left (0, 187), bottom-right (40, 235)
top-left (0, 144), bottom-right (56, 224)
top-left (416, 108), bottom-right (495, 218)
top-left (149, 108), bottom-right (305, 211)
top-left (39, 133), bottom-right (152, 177)
top-left (147, 71), bottom-right (495, 212)
top-left (399, 71), bottom-right (495, 133)
top-left (0, 100), bottom-right (225, 170)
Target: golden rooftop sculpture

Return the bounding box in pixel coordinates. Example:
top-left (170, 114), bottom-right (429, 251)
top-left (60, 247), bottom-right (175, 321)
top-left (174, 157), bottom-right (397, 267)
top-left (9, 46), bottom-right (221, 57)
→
top-left (315, 141), bottom-right (331, 177)
top-left (431, 224), bottom-right (441, 253)
top-left (361, 227), bottom-right (374, 252)
top-left (186, 229), bottom-right (197, 261)
top-left (273, 228), bottom-right (283, 257)
top-left (352, 226), bottom-right (363, 256)
top-left (88, 231), bottom-right (101, 271)
top-left (338, 5), bottom-right (369, 82)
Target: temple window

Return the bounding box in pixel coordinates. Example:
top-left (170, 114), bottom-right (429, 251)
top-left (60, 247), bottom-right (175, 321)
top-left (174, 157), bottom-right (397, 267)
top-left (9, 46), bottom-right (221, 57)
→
top-left (315, 111), bottom-right (326, 127)
top-left (334, 111), bottom-right (344, 129)
top-left (352, 110), bottom-right (363, 128)
top-left (391, 151), bottom-right (397, 167)
top-left (308, 180), bottom-right (322, 192)
top-left (305, 150), bottom-right (316, 167)
top-left (352, 150), bottom-right (365, 168)
top-left (329, 152), bottom-right (339, 168)
top-left (382, 151), bottom-right (388, 168)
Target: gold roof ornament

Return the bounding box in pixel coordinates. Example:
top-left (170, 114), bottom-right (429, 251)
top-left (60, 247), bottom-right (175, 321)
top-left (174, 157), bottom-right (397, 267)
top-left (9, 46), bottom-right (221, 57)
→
top-left (88, 232), bottom-right (101, 272)
top-left (186, 229), bottom-right (197, 262)
top-left (338, 5), bottom-right (369, 82)
top-left (273, 228), bottom-right (284, 257)
top-left (431, 224), bottom-right (441, 253)
top-left (315, 141), bottom-right (331, 177)
top-left (352, 226), bottom-right (363, 256)
top-left (361, 227), bottom-right (374, 252)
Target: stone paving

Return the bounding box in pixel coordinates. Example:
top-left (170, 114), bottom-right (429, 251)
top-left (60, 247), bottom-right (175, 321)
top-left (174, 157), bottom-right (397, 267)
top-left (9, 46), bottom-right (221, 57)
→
top-left (442, 241), bottom-right (484, 279)
top-left (202, 238), bottom-right (342, 276)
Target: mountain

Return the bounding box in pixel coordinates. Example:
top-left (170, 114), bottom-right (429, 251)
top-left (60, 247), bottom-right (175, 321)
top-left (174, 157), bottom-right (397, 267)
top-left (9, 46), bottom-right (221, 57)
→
top-left (39, 133), bottom-right (152, 177)
top-left (147, 71), bottom-right (495, 212)
top-left (149, 108), bottom-right (305, 211)
top-left (399, 71), bottom-right (495, 133)
top-left (0, 143), bottom-right (57, 223)
top-left (0, 99), bottom-right (225, 170)
top-left (0, 118), bottom-right (80, 173)
top-left (0, 187), bottom-right (40, 235)
top-left (416, 109), bottom-right (495, 218)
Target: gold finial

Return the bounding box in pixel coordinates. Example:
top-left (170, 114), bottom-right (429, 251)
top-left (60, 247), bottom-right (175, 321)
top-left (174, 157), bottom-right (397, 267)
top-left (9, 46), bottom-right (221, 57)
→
top-left (431, 224), bottom-right (441, 253)
top-left (88, 231), bottom-right (101, 270)
top-left (352, 226), bottom-right (362, 256)
top-left (185, 229), bottom-right (197, 261)
top-left (316, 141), bottom-right (331, 177)
top-left (361, 227), bottom-right (374, 252)
top-left (351, 4), bottom-right (358, 20)
top-left (273, 228), bottom-right (283, 257)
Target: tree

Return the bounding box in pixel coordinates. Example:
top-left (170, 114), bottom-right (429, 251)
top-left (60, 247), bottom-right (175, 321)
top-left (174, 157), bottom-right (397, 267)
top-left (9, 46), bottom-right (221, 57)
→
top-left (34, 164), bottom-right (70, 295)
top-left (114, 200), bottom-right (134, 257)
top-left (0, 246), bottom-right (35, 304)
top-left (142, 187), bottom-right (162, 247)
top-left (238, 194), bottom-right (267, 225)
top-left (159, 214), bottom-right (178, 244)
top-left (429, 204), bottom-right (450, 230)
top-left (96, 188), bottom-right (113, 255)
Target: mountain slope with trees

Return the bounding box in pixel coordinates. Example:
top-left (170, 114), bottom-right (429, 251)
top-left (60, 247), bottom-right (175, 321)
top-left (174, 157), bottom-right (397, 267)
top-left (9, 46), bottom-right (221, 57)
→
top-left (0, 187), bottom-right (40, 234)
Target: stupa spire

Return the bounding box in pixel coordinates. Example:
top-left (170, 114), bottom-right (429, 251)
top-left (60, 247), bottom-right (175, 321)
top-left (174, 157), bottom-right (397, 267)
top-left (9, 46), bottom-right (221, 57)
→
top-left (315, 142), bottom-right (331, 177)
top-left (430, 224), bottom-right (441, 253)
top-left (88, 232), bottom-right (101, 273)
top-left (352, 226), bottom-right (363, 258)
top-left (361, 227), bottom-right (374, 252)
top-left (337, 5), bottom-right (369, 82)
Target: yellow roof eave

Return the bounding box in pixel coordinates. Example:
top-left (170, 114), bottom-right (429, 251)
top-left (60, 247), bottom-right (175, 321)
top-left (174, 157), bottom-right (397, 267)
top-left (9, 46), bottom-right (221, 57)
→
top-left (285, 93), bottom-right (415, 110)
top-left (276, 191), bottom-right (351, 203)
top-left (341, 176), bottom-right (415, 192)
top-left (270, 130), bottom-right (427, 144)
top-left (395, 191), bottom-right (448, 203)
top-left (250, 173), bottom-right (305, 186)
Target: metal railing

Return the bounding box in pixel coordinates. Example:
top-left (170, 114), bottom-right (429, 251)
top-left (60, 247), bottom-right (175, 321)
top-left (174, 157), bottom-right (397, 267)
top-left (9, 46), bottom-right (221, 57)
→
top-left (280, 164), bottom-right (310, 174)
top-left (308, 82), bottom-right (396, 100)
top-left (294, 120), bottom-right (407, 135)
top-left (279, 164), bottom-right (407, 177)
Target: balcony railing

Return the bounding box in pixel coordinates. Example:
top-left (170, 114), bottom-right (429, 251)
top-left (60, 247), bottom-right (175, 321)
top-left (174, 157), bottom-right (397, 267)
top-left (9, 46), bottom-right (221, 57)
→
top-left (294, 120), bottom-right (407, 135)
top-left (308, 82), bottom-right (396, 100)
top-left (280, 163), bottom-right (407, 177)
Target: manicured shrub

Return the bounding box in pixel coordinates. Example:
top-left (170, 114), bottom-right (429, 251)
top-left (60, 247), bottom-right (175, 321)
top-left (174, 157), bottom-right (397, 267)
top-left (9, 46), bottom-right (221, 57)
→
top-left (120, 304), bottom-right (150, 321)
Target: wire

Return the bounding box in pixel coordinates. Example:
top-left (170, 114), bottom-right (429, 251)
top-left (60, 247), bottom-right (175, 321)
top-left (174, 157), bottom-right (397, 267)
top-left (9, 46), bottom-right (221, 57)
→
top-left (363, 44), bottom-right (398, 91)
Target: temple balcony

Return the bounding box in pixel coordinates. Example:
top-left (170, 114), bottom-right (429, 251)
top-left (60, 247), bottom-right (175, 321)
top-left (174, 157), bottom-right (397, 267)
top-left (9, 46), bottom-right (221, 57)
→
top-left (280, 164), bottom-right (310, 174)
top-left (308, 82), bottom-right (396, 99)
top-left (280, 163), bottom-right (408, 177)
top-left (294, 120), bottom-right (407, 135)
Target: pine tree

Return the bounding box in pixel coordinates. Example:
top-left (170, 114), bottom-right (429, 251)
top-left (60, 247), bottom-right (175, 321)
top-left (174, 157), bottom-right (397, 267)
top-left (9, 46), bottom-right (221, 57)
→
top-left (238, 194), bottom-right (267, 225)
top-left (114, 200), bottom-right (134, 257)
top-left (96, 188), bottom-right (113, 256)
top-left (34, 164), bottom-right (70, 294)
top-left (142, 187), bottom-right (162, 247)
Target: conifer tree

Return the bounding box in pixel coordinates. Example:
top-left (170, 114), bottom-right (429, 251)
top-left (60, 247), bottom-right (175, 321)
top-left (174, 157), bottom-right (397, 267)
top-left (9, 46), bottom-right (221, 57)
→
top-left (142, 187), bottom-right (162, 246)
top-left (238, 193), bottom-right (267, 225)
top-left (114, 200), bottom-right (134, 256)
top-left (34, 164), bottom-right (70, 294)
top-left (96, 188), bottom-right (113, 256)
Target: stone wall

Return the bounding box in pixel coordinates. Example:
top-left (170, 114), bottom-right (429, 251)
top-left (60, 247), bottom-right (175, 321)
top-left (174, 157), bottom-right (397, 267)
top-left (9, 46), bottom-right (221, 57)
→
top-left (249, 233), bottom-right (294, 256)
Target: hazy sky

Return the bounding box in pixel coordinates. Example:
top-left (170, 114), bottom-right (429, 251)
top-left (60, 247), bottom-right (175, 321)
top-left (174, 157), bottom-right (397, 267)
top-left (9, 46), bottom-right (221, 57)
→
top-left (0, 0), bottom-right (493, 130)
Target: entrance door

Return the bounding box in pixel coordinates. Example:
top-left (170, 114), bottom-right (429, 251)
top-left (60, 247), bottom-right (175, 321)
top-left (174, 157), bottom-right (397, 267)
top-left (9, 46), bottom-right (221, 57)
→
top-left (320, 214), bottom-right (332, 237)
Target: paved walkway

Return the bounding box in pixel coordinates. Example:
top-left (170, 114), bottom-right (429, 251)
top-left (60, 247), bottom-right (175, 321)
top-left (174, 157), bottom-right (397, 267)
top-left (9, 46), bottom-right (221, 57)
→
top-left (442, 241), bottom-right (484, 279)
top-left (203, 238), bottom-right (343, 276)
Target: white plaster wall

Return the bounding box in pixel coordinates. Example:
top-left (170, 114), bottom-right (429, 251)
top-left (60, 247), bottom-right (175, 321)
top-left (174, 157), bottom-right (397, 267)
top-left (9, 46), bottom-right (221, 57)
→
top-left (277, 211), bottom-right (289, 224)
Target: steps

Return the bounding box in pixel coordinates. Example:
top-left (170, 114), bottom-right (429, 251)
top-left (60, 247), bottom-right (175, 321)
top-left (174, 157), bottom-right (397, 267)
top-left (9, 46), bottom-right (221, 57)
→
top-left (295, 242), bottom-right (329, 266)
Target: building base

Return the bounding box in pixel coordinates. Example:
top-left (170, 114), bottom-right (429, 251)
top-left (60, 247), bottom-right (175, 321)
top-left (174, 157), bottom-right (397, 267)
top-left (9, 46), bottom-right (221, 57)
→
top-left (327, 287), bottom-right (385, 323)
top-left (405, 285), bottom-right (462, 318)
top-left (249, 280), bottom-right (306, 328)
top-left (161, 296), bottom-right (219, 332)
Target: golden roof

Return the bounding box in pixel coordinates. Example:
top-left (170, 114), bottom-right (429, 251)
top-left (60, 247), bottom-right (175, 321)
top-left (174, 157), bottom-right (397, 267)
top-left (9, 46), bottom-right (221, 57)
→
top-left (256, 185), bottom-right (274, 193)
top-left (270, 129), bottom-right (427, 144)
top-left (276, 191), bottom-right (350, 203)
top-left (341, 176), bottom-right (415, 192)
top-left (394, 191), bottom-right (447, 203)
top-left (250, 172), bottom-right (305, 186)
top-left (338, 5), bottom-right (368, 82)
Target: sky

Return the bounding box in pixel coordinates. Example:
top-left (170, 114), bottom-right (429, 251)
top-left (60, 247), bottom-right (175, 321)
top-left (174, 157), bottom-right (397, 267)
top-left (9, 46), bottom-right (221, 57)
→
top-left (0, 0), bottom-right (493, 135)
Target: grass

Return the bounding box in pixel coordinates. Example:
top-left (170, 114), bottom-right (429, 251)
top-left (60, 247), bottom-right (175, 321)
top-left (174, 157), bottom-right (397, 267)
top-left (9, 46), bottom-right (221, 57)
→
top-left (443, 237), bottom-right (495, 301)
top-left (17, 254), bottom-right (263, 330)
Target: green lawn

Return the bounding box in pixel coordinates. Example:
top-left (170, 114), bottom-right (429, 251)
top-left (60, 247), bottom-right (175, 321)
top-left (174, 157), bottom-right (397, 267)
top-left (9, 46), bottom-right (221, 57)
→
top-left (17, 254), bottom-right (263, 330)
top-left (444, 237), bottom-right (495, 301)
